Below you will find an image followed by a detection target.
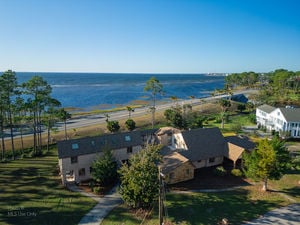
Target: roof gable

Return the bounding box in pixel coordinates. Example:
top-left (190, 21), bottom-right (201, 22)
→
top-left (224, 136), bottom-right (256, 150)
top-left (278, 108), bottom-right (300, 122)
top-left (178, 127), bottom-right (227, 161)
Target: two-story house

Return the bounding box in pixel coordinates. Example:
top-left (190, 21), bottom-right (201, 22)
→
top-left (256, 104), bottom-right (300, 138)
top-left (158, 127), bottom-right (255, 184)
top-left (58, 129), bottom-right (157, 186)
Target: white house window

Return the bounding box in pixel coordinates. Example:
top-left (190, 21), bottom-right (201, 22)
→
top-left (72, 143), bottom-right (79, 150)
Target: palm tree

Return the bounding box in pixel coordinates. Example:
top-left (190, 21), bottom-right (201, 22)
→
top-left (126, 106), bottom-right (134, 118)
top-left (219, 99), bottom-right (231, 129)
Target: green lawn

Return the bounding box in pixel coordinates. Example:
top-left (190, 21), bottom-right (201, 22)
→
top-left (102, 167), bottom-right (300, 225)
top-left (102, 183), bottom-right (297, 225)
top-left (0, 147), bottom-right (96, 225)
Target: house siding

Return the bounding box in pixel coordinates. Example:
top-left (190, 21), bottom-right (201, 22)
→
top-left (164, 162), bottom-right (194, 184)
top-left (59, 146), bottom-right (143, 185)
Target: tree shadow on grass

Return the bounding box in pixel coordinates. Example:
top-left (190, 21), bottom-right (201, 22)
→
top-left (166, 189), bottom-right (283, 225)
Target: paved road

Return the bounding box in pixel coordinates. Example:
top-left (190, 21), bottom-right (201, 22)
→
top-left (55, 89), bottom-right (257, 130)
top-left (243, 204), bottom-right (300, 225)
top-left (4, 89), bottom-right (258, 139)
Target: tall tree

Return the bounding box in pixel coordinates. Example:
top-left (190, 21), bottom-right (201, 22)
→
top-left (118, 144), bottom-right (162, 209)
top-left (126, 106), bottom-right (134, 119)
top-left (0, 70), bottom-right (18, 159)
top-left (22, 76), bottom-right (52, 154)
top-left (219, 99), bottom-right (231, 129)
top-left (243, 137), bottom-right (290, 191)
top-left (44, 98), bottom-right (61, 151)
top-left (57, 108), bottom-right (71, 140)
top-left (144, 77), bottom-right (164, 128)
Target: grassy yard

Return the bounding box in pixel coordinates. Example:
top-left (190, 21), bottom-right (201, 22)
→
top-left (0, 147), bottom-right (96, 225)
top-left (102, 183), bottom-right (297, 225)
top-left (102, 164), bottom-right (300, 225)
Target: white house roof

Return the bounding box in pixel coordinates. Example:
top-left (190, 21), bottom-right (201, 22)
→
top-left (279, 108), bottom-right (300, 122)
top-left (257, 104), bottom-right (276, 113)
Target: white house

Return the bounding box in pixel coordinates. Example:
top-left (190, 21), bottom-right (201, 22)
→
top-left (256, 104), bottom-right (300, 138)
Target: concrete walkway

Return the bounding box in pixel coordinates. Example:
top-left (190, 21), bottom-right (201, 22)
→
top-left (243, 203), bottom-right (300, 225)
top-left (68, 184), bottom-right (122, 225)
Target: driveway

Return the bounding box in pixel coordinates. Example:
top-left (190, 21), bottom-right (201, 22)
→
top-left (243, 204), bottom-right (300, 225)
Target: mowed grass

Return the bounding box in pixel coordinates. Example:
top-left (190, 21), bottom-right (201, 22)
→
top-left (102, 184), bottom-right (297, 225)
top-left (0, 147), bottom-right (96, 225)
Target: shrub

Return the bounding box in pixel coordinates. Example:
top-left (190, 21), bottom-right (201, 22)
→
top-left (214, 166), bottom-right (227, 176)
top-left (231, 168), bottom-right (243, 177)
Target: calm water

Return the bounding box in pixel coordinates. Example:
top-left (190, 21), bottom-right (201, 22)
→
top-left (16, 73), bottom-right (225, 111)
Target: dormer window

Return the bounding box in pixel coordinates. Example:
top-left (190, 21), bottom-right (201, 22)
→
top-left (72, 143), bottom-right (79, 150)
top-left (125, 135), bottom-right (131, 142)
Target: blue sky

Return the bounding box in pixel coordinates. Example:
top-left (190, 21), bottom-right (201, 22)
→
top-left (0, 0), bottom-right (299, 73)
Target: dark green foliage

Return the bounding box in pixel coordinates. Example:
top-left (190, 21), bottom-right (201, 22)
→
top-left (243, 137), bottom-right (291, 190)
top-left (91, 149), bottom-right (118, 186)
top-left (214, 166), bottom-right (227, 176)
top-left (118, 144), bottom-right (162, 209)
top-left (164, 108), bottom-right (185, 129)
top-left (237, 103), bottom-right (246, 112)
top-left (106, 120), bottom-right (120, 133)
top-left (125, 118), bottom-right (136, 131)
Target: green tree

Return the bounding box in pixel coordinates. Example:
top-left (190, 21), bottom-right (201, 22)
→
top-left (219, 99), bottom-right (231, 129)
top-left (164, 108), bottom-right (185, 129)
top-left (106, 120), bottom-right (120, 133)
top-left (125, 118), bottom-right (136, 131)
top-left (144, 77), bottom-right (164, 128)
top-left (22, 76), bottom-right (52, 154)
top-left (118, 144), bottom-right (162, 209)
top-left (237, 103), bottom-right (246, 113)
top-left (57, 108), bottom-right (71, 140)
top-left (126, 106), bottom-right (134, 118)
top-left (0, 70), bottom-right (18, 159)
top-left (91, 149), bottom-right (118, 186)
top-left (243, 137), bottom-right (290, 191)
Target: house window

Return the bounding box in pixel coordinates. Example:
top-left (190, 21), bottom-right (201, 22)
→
top-left (91, 141), bottom-right (95, 146)
top-left (79, 168), bottom-right (86, 176)
top-left (71, 156), bottom-right (78, 164)
top-left (125, 135), bottom-right (131, 142)
top-left (197, 160), bottom-right (202, 163)
top-left (89, 167), bottom-right (93, 174)
top-left (127, 146), bottom-right (133, 153)
top-left (186, 169), bottom-right (190, 175)
top-left (209, 157), bottom-right (215, 163)
top-left (72, 143), bottom-right (79, 150)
